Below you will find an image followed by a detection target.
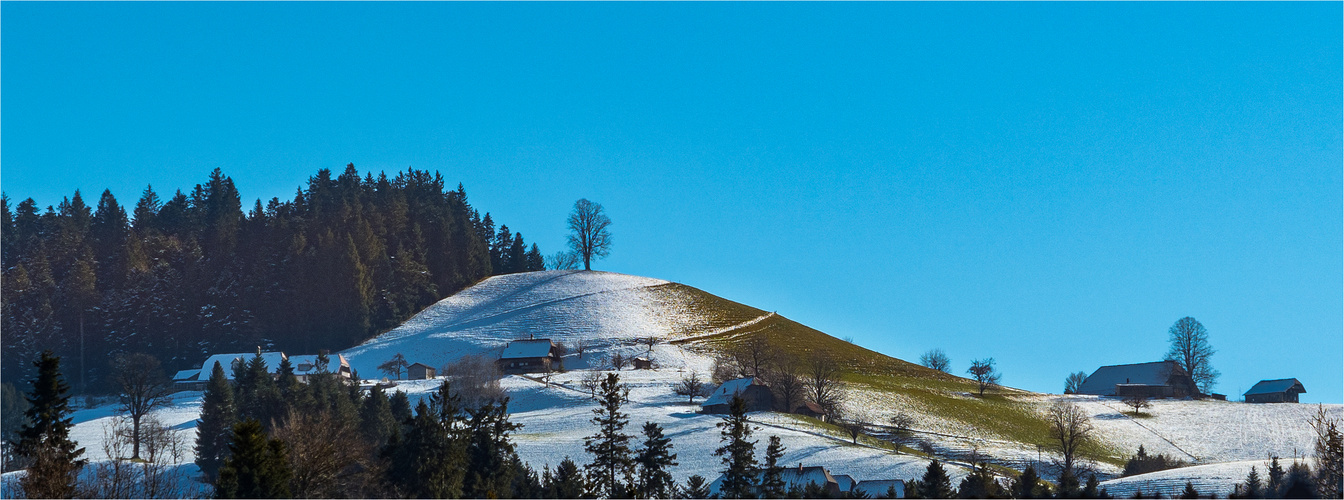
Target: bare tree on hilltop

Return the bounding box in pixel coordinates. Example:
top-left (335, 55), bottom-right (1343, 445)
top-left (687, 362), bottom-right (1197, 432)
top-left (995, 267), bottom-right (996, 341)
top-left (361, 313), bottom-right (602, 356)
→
top-left (1164, 316), bottom-right (1219, 394)
top-left (966, 358), bottom-right (1000, 397)
top-left (920, 348), bottom-right (951, 373)
top-left (1064, 371), bottom-right (1088, 394)
top-left (567, 199), bottom-right (612, 271)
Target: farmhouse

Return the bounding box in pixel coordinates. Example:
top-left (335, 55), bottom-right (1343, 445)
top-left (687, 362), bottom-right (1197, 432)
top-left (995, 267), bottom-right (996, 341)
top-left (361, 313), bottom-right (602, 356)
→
top-left (1076, 360), bottom-right (1199, 398)
top-left (1244, 378), bottom-right (1306, 404)
top-left (701, 377), bottom-right (775, 414)
top-left (777, 465), bottom-right (842, 497)
top-left (192, 351), bottom-right (287, 382)
top-left (497, 338), bottom-right (562, 374)
top-left (172, 369), bottom-right (204, 391)
top-left (408, 362), bottom-right (437, 380)
top-left (288, 353), bottom-right (355, 383)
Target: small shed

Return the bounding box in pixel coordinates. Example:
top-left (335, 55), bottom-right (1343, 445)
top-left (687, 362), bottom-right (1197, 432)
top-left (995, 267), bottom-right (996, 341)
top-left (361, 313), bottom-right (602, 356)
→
top-left (794, 401), bottom-right (828, 420)
top-left (632, 357), bottom-right (653, 370)
top-left (701, 377), bottom-right (774, 414)
top-left (855, 480), bottom-right (905, 499)
top-left (1244, 378), bottom-right (1306, 404)
top-left (408, 362), bottom-right (437, 380)
top-left (498, 339), bottom-right (562, 374)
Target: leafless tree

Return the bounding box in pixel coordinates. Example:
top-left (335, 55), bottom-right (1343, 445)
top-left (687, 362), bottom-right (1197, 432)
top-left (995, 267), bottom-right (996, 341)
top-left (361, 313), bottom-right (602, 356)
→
top-left (919, 348), bottom-right (951, 373)
top-left (442, 354), bottom-right (505, 408)
top-left (1163, 316), bottom-right (1219, 394)
top-left (804, 354), bottom-right (846, 417)
top-left (732, 337), bottom-right (779, 380)
top-left (768, 369), bottom-right (805, 414)
top-left (1064, 371), bottom-right (1088, 394)
top-left (574, 338), bottom-right (590, 359)
top-left (566, 198), bottom-right (613, 271)
top-left (673, 372), bottom-right (708, 404)
top-left (546, 251), bottom-right (582, 271)
top-left (710, 355), bottom-right (739, 385)
top-left (966, 358), bottom-right (1001, 397)
top-left (274, 407), bottom-right (379, 498)
top-left (1047, 401), bottom-right (1094, 476)
top-left (889, 412), bottom-right (915, 444)
top-left (110, 352), bottom-right (172, 460)
top-left (610, 353), bottom-right (628, 371)
top-left (378, 353), bottom-right (409, 380)
top-left (838, 411), bottom-right (871, 444)
top-left (1311, 404), bottom-right (1343, 499)
top-left (580, 371), bottom-right (603, 398)
top-left (83, 416), bottom-right (194, 499)
top-left (1123, 395), bottom-right (1152, 416)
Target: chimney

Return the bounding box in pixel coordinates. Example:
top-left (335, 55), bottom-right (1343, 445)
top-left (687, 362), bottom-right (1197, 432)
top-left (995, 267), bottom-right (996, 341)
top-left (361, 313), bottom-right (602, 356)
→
top-left (256, 346), bottom-right (262, 356)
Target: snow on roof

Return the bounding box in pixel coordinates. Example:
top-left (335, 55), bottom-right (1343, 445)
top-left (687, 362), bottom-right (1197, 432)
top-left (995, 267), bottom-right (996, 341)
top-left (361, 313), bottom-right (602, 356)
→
top-left (1077, 361), bottom-right (1178, 395)
top-left (855, 480), bottom-right (904, 498)
top-left (172, 369), bottom-right (201, 381)
top-left (288, 354), bottom-right (351, 375)
top-left (703, 377), bottom-right (761, 407)
top-left (196, 352), bottom-right (286, 381)
top-left (833, 474), bottom-right (854, 491)
top-left (1244, 378), bottom-right (1305, 396)
top-left (500, 339), bottom-right (555, 359)
top-left (777, 466), bottom-right (836, 489)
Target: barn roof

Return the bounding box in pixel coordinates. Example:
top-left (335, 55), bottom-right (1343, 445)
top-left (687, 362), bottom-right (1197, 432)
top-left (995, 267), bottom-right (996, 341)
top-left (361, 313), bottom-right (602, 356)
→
top-left (500, 339), bottom-right (555, 359)
top-left (196, 352), bottom-right (286, 381)
top-left (1077, 361), bottom-right (1179, 395)
top-left (408, 362), bottom-right (435, 370)
top-left (855, 480), bottom-right (905, 498)
top-left (1244, 378), bottom-right (1305, 396)
top-left (703, 377), bottom-right (763, 407)
top-left (173, 369), bottom-right (201, 381)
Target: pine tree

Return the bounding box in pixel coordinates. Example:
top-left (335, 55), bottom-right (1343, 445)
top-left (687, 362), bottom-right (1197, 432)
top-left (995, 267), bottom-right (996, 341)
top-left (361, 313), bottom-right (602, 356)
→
top-left (1178, 481), bottom-right (1200, 499)
top-left (1283, 461), bottom-right (1317, 499)
top-left (215, 418), bottom-right (292, 499)
top-left (634, 421), bottom-right (678, 499)
top-left (548, 457), bottom-right (586, 499)
top-left (15, 351), bottom-right (86, 499)
top-left (585, 372), bottom-right (635, 498)
top-left (681, 475), bottom-right (711, 499)
top-left (510, 452), bottom-right (544, 499)
top-left (386, 400), bottom-right (464, 498)
top-left (525, 243), bottom-right (545, 271)
top-left (359, 384), bottom-right (397, 446)
top-left (463, 398), bottom-right (522, 498)
top-left (389, 390), bottom-right (412, 425)
top-left (759, 435), bottom-right (787, 499)
top-left (196, 361), bottom-right (237, 479)
top-left (507, 233), bottom-right (528, 274)
top-left (716, 395), bottom-right (759, 499)
top-left (1058, 468), bottom-right (1081, 498)
top-left (1236, 466), bottom-right (1264, 499)
top-left (1011, 464), bottom-right (1045, 499)
top-left (917, 460), bottom-right (954, 499)
top-left (1082, 474), bottom-right (1103, 499)
top-left (957, 462), bottom-right (1004, 498)
top-left (1267, 456), bottom-right (1285, 497)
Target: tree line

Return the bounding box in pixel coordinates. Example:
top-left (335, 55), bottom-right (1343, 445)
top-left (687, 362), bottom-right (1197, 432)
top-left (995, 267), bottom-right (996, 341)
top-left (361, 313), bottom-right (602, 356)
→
top-left (1, 165), bottom-right (545, 389)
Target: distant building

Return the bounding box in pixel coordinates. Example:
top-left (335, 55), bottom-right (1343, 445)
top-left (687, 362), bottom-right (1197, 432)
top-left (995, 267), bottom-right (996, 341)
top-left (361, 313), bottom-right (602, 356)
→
top-left (288, 353), bottom-right (355, 383)
top-left (497, 339), bottom-right (562, 374)
top-left (632, 357), bottom-right (653, 370)
top-left (1244, 378), bottom-right (1306, 404)
top-left (793, 401), bottom-right (828, 421)
top-left (172, 369), bottom-right (205, 391)
top-left (777, 465), bottom-right (841, 497)
top-left (855, 480), bottom-right (905, 499)
top-left (701, 377), bottom-right (774, 414)
top-left (408, 362), bottom-right (437, 380)
top-left (1076, 361), bottom-right (1199, 398)
top-left (833, 474), bottom-right (855, 494)
top-left (193, 352), bottom-right (287, 382)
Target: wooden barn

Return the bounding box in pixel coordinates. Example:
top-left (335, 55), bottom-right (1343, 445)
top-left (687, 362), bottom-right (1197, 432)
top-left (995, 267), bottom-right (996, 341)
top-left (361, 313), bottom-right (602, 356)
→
top-left (632, 357), bottom-right (653, 370)
top-left (794, 401), bottom-right (829, 421)
top-left (700, 377), bottom-right (774, 414)
top-left (1076, 360), bottom-right (1200, 398)
top-left (407, 362), bottom-right (437, 380)
top-left (1244, 378), bottom-right (1306, 404)
top-left (497, 339), bottom-right (563, 374)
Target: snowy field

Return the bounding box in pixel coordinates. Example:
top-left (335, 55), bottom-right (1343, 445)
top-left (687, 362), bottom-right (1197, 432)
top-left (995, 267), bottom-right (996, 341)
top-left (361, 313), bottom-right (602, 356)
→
top-left (1098, 460), bottom-right (1268, 498)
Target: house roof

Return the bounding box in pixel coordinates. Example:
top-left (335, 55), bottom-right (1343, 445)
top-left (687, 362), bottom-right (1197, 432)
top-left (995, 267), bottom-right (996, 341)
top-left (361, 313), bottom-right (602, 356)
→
top-left (777, 466), bottom-right (836, 489)
top-left (288, 354), bottom-right (351, 375)
top-left (795, 401), bottom-right (827, 415)
top-left (500, 339), bottom-right (555, 359)
top-left (833, 474), bottom-right (854, 491)
top-left (196, 352), bottom-right (286, 381)
top-left (703, 377), bottom-right (763, 407)
top-left (408, 362), bottom-right (435, 370)
top-left (855, 480), bottom-right (905, 498)
top-left (1244, 378), bottom-right (1306, 396)
top-left (1077, 361), bottom-right (1180, 395)
top-left (173, 369), bottom-right (201, 381)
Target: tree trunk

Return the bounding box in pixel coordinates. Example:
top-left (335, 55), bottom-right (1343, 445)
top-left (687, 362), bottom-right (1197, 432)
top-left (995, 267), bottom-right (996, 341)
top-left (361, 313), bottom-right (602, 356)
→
top-left (80, 311), bottom-right (86, 394)
top-left (131, 413), bottom-right (141, 460)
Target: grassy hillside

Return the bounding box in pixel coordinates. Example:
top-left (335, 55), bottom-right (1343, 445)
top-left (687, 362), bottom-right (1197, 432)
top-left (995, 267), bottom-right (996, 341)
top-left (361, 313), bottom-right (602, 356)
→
top-left (661, 281), bottom-right (1127, 467)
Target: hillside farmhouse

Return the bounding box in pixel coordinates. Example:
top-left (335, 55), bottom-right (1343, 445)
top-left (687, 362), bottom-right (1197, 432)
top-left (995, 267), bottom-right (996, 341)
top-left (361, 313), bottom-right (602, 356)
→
top-left (701, 377), bottom-right (775, 414)
top-left (408, 362), bottom-right (437, 380)
top-left (1244, 378), bottom-right (1306, 403)
top-left (1076, 360), bottom-right (1200, 398)
top-left (497, 339), bottom-right (562, 374)
top-left (176, 350), bottom-right (354, 391)
top-left (288, 353), bottom-right (354, 383)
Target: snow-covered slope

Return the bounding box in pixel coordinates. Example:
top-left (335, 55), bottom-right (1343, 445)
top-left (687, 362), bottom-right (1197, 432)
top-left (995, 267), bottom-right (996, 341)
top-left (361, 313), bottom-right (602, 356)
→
top-left (342, 271), bottom-right (741, 377)
top-left (1099, 460), bottom-right (1265, 498)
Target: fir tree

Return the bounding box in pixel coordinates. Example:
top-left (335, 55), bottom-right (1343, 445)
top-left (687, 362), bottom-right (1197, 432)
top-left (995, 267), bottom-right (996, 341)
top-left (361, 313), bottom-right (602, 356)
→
top-left (634, 421), bottom-right (678, 499)
top-left (681, 475), bottom-right (711, 499)
top-left (716, 395), bottom-right (758, 499)
top-left (759, 435), bottom-right (786, 499)
top-left (1058, 468), bottom-right (1082, 498)
top-left (916, 460), bottom-right (954, 499)
top-left (196, 361), bottom-right (237, 479)
top-left (1011, 464), bottom-right (1046, 499)
top-left (957, 462), bottom-right (1004, 498)
top-left (1235, 466), bottom-right (1263, 499)
top-left (359, 384), bottom-right (397, 446)
top-left (525, 243), bottom-right (545, 271)
top-left (387, 400), bottom-right (464, 498)
top-left (389, 390), bottom-right (412, 425)
top-left (510, 452), bottom-right (544, 499)
top-left (1082, 474), bottom-right (1105, 499)
top-left (463, 398), bottom-right (522, 498)
top-left (585, 372), bottom-right (635, 498)
top-left (1267, 456), bottom-right (1285, 498)
top-left (15, 351), bottom-right (86, 499)
top-left (1283, 461), bottom-right (1316, 499)
top-left (547, 457), bottom-right (586, 499)
top-left (215, 418), bottom-right (292, 499)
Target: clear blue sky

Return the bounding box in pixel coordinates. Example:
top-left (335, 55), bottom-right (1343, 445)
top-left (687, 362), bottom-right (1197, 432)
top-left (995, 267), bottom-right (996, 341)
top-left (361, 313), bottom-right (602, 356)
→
top-left (4, 2), bottom-right (1340, 403)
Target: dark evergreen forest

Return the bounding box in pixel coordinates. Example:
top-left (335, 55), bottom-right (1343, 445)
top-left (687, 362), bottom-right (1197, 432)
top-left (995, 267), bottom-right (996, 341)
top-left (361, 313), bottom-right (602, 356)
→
top-left (1, 164), bottom-right (545, 390)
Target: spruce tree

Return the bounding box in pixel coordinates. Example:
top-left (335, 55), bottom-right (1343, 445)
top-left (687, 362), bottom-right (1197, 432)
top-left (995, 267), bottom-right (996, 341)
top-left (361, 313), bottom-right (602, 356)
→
top-left (548, 457), bottom-right (586, 499)
top-left (681, 475), bottom-right (711, 499)
top-left (759, 435), bottom-right (787, 499)
top-left (1082, 474), bottom-right (1103, 499)
top-left (359, 384), bottom-right (397, 446)
top-left (1058, 468), bottom-right (1081, 498)
top-left (585, 372), bottom-right (635, 498)
top-left (389, 390), bottom-right (412, 425)
top-left (957, 462), bottom-right (1004, 498)
top-left (716, 395), bottom-right (759, 499)
top-left (1239, 466), bottom-right (1264, 499)
top-left (1267, 456), bottom-right (1285, 497)
top-left (1011, 464), bottom-right (1045, 499)
top-left (1283, 461), bottom-right (1316, 498)
top-left (196, 361), bottom-right (237, 479)
top-left (510, 453), bottom-right (543, 499)
top-left (386, 400), bottom-right (463, 498)
top-left (463, 398), bottom-right (522, 498)
top-left (634, 421), bottom-right (679, 499)
top-left (215, 418), bottom-right (291, 499)
top-left (917, 460), bottom-right (954, 499)
top-left (15, 351), bottom-right (85, 499)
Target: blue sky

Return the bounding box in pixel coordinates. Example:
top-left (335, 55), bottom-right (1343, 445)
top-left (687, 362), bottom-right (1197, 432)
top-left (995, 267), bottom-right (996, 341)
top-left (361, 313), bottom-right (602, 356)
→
top-left (3, 2), bottom-right (1340, 403)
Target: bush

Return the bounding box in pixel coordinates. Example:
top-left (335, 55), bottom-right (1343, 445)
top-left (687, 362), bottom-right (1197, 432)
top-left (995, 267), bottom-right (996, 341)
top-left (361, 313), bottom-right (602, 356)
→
top-left (1121, 445), bottom-right (1188, 477)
